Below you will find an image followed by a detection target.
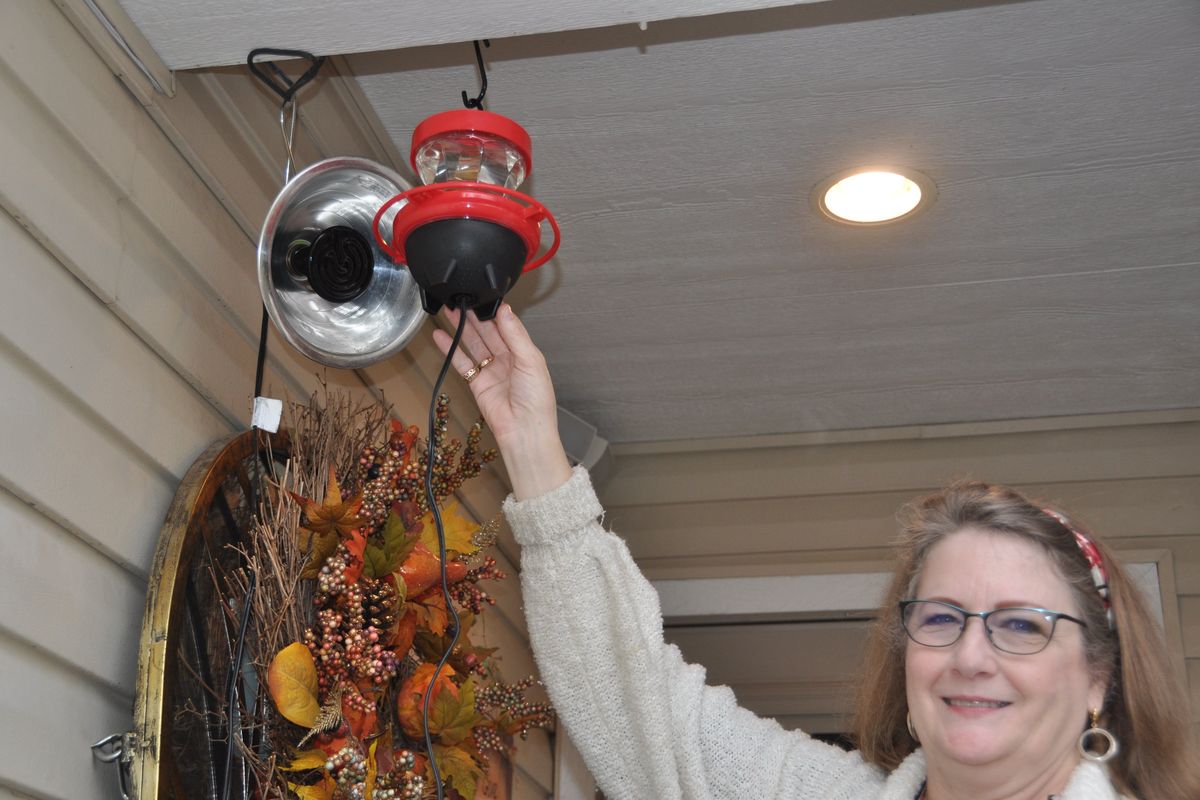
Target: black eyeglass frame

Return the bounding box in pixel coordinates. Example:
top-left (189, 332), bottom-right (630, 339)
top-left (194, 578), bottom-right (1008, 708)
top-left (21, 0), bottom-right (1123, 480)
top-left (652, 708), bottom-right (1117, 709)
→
top-left (898, 599), bottom-right (1087, 655)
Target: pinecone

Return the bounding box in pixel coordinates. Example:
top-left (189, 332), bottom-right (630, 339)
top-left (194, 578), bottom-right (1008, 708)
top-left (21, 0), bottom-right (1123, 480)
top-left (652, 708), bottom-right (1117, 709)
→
top-left (363, 577), bottom-right (397, 630)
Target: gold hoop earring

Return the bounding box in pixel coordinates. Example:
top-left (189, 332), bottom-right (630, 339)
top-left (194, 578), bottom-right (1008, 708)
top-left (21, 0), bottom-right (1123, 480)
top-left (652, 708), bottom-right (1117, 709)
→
top-left (906, 711), bottom-right (919, 743)
top-left (1077, 708), bottom-right (1119, 763)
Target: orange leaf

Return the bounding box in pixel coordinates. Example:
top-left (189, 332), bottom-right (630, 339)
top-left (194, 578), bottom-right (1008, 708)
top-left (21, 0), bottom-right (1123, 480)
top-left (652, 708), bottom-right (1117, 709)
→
top-left (342, 693), bottom-right (378, 740)
top-left (398, 542), bottom-right (442, 597)
top-left (396, 663), bottom-right (458, 739)
top-left (313, 730), bottom-right (351, 757)
top-left (372, 730), bottom-right (397, 775)
top-left (267, 642), bottom-right (319, 728)
top-left (390, 500), bottom-right (424, 532)
top-left (389, 607), bottom-right (418, 655)
top-left (409, 589), bottom-right (449, 636)
top-left (343, 529), bottom-right (367, 584)
top-left (290, 465), bottom-right (367, 539)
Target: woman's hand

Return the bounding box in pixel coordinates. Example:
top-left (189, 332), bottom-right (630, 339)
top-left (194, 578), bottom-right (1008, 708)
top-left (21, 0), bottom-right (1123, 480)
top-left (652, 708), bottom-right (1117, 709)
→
top-left (432, 304), bottom-right (572, 500)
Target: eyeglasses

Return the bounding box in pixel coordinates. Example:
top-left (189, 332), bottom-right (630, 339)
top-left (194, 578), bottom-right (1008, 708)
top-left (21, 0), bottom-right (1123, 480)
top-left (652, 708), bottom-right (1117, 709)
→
top-left (899, 599), bottom-right (1086, 655)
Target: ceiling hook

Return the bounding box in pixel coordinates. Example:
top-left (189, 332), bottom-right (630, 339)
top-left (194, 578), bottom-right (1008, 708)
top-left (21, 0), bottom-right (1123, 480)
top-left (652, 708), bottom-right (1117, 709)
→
top-left (247, 48), bottom-right (326, 105)
top-left (247, 48), bottom-right (325, 183)
top-left (461, 39), bottom-right (491, 109)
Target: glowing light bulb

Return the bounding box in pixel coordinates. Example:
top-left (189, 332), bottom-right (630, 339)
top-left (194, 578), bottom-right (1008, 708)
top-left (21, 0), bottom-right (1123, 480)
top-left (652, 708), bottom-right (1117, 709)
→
top-left (817, 169), bottom-right (933, 225)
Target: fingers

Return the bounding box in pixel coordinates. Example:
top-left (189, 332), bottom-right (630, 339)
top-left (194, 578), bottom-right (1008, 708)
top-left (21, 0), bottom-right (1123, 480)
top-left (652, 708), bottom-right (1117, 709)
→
top-left (431, 326), bottom-right (477, 378)
top-left (435, 304), bottom-right (543, 389)
top-left (471, 310), bottom-right (509, 362)
top-left (493, 304), bottom-right (543, 364)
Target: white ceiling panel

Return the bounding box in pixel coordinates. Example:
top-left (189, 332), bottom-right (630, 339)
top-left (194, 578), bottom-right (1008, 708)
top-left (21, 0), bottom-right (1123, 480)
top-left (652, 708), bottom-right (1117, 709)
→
top-left (114, 0), bottom-right (827, 69)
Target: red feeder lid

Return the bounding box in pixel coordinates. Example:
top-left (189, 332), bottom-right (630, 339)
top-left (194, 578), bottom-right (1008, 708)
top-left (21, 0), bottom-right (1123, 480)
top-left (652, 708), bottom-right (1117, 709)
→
top-left (409, 109), bottom-right (534, 176)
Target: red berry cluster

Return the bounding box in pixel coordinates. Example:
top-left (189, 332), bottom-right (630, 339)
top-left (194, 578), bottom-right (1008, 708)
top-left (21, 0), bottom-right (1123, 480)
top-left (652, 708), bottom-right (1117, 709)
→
top-left (304, 574), bottom-right (399, 692)
top-left (341, 681), bottom-right (372, 716)
top-left (325, 744), bottom-right (367, 798)
top-left (348, 627), bottom-right (399, 687)
top-left (476, 677), bottom-right (556, 740)
top-left (422, 413), bottom-right (499, 506)
top-left (450, 556), bottom-right (507, 614)
top-left (316, 545), bottom-right (351, 597)
top-left (374, 749), bottom-right (424, 799)
top-left (355, 398), bottom-right (498, 524)
top-left (304, 610), bottom-right (347, 693)
top-left (407, 397), bottom-right (500, 512)
top-left (357, 423), bottom-right (419, 528)
top-left (472, 725), bottom-right (506, 763)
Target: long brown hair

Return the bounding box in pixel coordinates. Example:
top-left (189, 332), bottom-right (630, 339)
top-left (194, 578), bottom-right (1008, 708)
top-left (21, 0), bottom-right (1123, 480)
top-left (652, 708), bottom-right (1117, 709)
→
top-left (851, 480), bottom-right (1200, 799)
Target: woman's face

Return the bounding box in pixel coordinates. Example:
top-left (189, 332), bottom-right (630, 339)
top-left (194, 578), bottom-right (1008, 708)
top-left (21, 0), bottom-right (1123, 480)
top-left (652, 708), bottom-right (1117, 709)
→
top-left (904, 529), bottom-right (1105, 777)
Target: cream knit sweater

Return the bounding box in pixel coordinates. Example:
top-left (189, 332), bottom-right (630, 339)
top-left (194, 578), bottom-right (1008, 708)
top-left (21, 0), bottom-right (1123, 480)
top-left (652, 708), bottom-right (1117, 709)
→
top-left (503, 467), bottom-right (1125, 800)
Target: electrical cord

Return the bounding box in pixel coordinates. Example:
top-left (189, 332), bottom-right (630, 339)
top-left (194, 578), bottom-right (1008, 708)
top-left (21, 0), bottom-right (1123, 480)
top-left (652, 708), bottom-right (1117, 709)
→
top-left (421, 301), bottom-right (470, 799)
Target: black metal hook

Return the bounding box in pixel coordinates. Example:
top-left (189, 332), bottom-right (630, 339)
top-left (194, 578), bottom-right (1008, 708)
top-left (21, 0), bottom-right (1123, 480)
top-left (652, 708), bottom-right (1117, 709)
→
top-left (247, 48), bottom-right (326, 104)
top-left (461, 40), bottom-right (491, 109)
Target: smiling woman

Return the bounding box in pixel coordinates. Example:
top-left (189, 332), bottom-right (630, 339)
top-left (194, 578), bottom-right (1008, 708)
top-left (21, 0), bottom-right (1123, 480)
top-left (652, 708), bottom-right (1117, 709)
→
top-left (854, 482), bottom-right (1200, 800)
top-left (436, 307), bottom-right (1200, 800)
top-left (905, 532), bottom-right (1104, 795)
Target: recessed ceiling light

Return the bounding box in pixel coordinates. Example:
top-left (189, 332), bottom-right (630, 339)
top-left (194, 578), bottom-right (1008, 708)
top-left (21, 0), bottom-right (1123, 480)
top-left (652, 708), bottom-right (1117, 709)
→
top-left (815, 167), bottom-right (935, 225)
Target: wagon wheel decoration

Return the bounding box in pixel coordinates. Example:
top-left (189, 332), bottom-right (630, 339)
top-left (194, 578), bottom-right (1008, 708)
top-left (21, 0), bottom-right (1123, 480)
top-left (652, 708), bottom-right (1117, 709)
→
top-left (94, 430), bottom-right (288, 800)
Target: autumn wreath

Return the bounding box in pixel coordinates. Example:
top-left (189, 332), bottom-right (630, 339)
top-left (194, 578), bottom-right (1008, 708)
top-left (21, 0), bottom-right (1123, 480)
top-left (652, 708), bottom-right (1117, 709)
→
top-left (227, 391), bottom-right (553, 800)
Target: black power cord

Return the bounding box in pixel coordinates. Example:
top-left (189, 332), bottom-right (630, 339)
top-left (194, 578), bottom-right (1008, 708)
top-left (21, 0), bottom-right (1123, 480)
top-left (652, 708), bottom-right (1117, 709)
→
top-left (421, 301), bottom-right (470, 799)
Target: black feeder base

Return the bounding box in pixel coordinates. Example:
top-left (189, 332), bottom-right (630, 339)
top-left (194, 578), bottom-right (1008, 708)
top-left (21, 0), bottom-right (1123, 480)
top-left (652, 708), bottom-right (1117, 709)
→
top-left (404, 218), bottom-right (528, 320)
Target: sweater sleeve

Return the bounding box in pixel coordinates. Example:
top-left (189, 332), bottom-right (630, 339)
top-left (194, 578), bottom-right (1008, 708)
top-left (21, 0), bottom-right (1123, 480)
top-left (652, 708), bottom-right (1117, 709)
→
top-left (504, 467), bottom-right (880, 800)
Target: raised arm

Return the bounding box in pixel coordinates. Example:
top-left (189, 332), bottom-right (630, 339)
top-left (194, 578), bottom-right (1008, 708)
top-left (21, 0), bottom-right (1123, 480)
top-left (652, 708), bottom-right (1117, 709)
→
top-left (433, 307), bottom-right (879, 799)
top-left (431, 305), bottom-right (571, 501)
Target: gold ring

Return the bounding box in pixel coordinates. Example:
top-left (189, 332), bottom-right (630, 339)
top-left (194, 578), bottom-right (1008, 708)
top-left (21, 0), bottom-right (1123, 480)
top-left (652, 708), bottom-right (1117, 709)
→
top-left (463, 355), bottom-right (493, 383)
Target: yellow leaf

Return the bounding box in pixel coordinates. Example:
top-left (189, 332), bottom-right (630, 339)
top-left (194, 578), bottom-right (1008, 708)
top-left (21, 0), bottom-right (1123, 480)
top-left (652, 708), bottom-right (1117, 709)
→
top-left (268, 642), bottom-right (319, 728)
top-left (418, 502), bottom-right (481, 558)
top-left (280, 749), bottom-right (328, 772)
top-left (364, 739), bottom-right (379, 799)
top-left (288, 775), bottom-right (334, 800)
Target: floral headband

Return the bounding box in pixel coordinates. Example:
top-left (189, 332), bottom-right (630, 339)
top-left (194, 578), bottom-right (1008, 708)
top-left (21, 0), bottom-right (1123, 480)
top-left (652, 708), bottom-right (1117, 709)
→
top-left (1043, 508), bottom-right (1115, 630)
